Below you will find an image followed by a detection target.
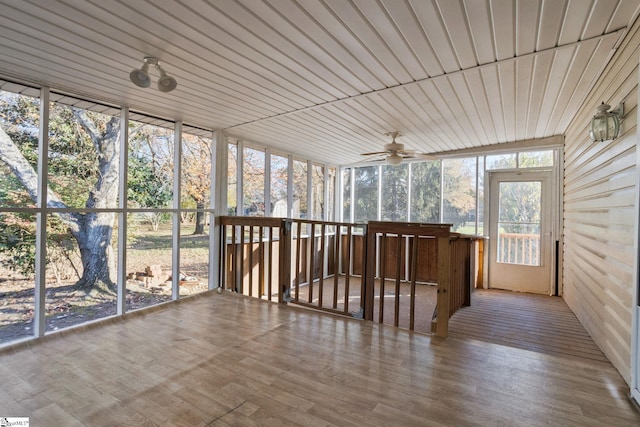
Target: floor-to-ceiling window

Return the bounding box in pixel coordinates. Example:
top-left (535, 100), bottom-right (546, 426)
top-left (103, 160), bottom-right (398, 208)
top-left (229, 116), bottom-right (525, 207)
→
top-left (342, 149), bottom-right (556, 234)
top-left (0, 84), bottom-right (217, 344)
top-left (126, 119), bottom-right (175, 311)
top-left (0, 88), bottom-right (39, 342)
top-left (179, 131), bottom-right (212, 297)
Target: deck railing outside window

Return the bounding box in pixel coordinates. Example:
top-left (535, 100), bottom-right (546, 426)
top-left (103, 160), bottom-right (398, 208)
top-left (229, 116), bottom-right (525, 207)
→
top-left (498, 233), bottom-right (540, 266)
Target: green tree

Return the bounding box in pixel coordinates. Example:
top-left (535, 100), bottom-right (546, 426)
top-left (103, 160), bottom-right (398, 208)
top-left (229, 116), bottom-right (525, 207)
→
top-left (0, 94), bottom-right (120, 290)
top-left (442, 158), bottom-right (476, 229)
top-left (381, 163), bottom-right (408, 221)
top-left (181, 134), bottom-right (212, 234)
top-left (410, 161), bottom-right (440, 223)
top-left (354, 166), bottom-right (378, 222)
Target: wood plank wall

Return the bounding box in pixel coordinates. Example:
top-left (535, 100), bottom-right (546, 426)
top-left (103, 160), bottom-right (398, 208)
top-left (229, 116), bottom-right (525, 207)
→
top-left (563, 18), bottom-right (639, 385)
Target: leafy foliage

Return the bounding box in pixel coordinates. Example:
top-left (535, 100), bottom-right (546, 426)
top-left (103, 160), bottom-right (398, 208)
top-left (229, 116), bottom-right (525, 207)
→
top-left (0, 212), bottom-right (36, 275)
top-left (443, 158), bottom-right (476, 229)
top-left (127, 153), bottom-right (172, 209)
top-left (410, 161), bottom-right (441, 223)
top-left (381, 163), bottom-right (408, 221)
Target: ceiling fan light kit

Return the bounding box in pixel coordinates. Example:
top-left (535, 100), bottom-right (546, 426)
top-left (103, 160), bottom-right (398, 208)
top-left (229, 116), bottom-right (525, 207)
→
top-left (386, 152), bottom-right (403, 166)
top-left (129, 56), bottom-right (177, 92)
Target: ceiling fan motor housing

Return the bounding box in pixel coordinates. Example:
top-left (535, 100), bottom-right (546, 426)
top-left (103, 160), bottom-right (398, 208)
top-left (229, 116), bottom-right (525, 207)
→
top-left (384, 142), bottom-right (404, 152)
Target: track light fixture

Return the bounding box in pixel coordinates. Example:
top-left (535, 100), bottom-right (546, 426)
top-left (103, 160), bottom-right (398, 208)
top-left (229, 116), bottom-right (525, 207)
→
top-left (129, 57), bottom-right (177, 92)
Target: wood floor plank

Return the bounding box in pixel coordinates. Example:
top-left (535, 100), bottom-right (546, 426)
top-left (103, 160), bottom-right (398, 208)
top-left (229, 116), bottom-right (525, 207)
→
top-left (448, 289), bottom-right (610, 362)
top-left (0, 290), bottom-right (638, 426)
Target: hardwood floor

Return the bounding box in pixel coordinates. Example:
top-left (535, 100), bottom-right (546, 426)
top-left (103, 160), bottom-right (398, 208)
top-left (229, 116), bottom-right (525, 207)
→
top-left (1, 290), bottom-right (639, 426)
top-left (449, 289), bottom-right (609, 362)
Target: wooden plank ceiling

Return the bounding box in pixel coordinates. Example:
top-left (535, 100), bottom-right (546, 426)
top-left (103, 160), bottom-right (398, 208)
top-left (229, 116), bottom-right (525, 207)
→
top-left (0, 0), bottom-right (638, 165)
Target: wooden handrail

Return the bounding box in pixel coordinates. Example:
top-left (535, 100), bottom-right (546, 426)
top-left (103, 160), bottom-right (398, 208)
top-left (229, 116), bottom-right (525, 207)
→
top-left (218, 216), bottom-right (481, 338)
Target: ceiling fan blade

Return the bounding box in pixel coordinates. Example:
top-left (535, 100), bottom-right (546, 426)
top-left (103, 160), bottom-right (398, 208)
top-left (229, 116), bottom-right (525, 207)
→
top-left (360, 151), bottom-right (388, 156)
top-left (414, 153), bottom-right (439, 160)
top-left (356, 155), bottom-right (386, 163)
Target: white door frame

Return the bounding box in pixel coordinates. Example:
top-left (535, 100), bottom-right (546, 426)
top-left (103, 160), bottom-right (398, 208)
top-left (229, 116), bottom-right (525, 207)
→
top-left (486, 169), bottom-right (554, 294)
top-left (483, 166), bottom-right (559, 295)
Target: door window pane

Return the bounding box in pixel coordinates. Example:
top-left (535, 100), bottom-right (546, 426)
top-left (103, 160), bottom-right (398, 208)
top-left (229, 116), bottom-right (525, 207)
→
top-left (497, 181), bottom-right (542, 266)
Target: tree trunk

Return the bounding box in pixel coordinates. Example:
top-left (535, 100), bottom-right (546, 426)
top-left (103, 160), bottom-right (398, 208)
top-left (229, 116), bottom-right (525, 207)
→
top-left (1, 111), bottom-right (121, 291)
top-left (73, 211), bottom-right (117, 290)
top-left (194, 200), bottom-right (206, 235)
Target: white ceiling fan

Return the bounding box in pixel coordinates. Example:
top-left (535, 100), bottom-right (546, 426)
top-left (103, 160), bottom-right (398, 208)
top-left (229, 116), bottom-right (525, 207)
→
top-left (360, 132), bottom-right (436, 166)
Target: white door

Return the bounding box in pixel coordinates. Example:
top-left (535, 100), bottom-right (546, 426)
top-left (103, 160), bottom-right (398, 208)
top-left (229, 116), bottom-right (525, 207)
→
top-left (488, 171), bottom-right (553, 294)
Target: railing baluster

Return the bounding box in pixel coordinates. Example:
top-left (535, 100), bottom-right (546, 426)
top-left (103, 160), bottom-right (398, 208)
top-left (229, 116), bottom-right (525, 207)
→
top-left (308, 223), bottom-right (315, 304)
top-left (344, 226), bottom-right (352, 314)
top-left (333, 225), bottom-right (339, 309)
top-left (318, 223), bottom-right (325, 308)
top-left (221, 225), bottom-right (228, 290)
top-left (409, 234), bottom-right (418, 331)
top-left (258, 226), bottom-right (264, 298)
top-left (247, 225), bottom-right (253, 297)
top-left (231, 224), bottom-right (237, 292)
top-left (378, 232), bottom-right (386, 324)
top-left (394, 233), bottom-right (402, 328)
top-left (295, 221), bottom-right (302, 302)
top-left (267, 226), bottom-right (273, 301)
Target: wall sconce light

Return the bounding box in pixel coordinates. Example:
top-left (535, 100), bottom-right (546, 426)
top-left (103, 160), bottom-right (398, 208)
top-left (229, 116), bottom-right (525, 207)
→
top-left (129, 57), bottom-right (177, 92)
top-left (589, 102), bottom-right (623, 142)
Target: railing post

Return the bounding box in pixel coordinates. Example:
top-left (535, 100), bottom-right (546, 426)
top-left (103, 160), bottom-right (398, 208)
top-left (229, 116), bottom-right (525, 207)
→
top-left (435, 235), bottom-right (451, 338)
top-left (279, 219), bottom-right (292, 304)
top-left (363, 224), bottom-right (375, 321)
top-left (219, 221), bottom-right (227, 290)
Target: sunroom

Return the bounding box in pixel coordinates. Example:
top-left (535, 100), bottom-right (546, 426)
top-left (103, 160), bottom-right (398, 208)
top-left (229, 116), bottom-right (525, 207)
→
top-left (1, 1), bottom-right (640, 424)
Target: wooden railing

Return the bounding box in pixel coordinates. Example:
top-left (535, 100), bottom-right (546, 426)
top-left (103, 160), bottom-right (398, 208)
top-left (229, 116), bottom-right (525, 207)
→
top-left (363, 222), bottom-right (480, 337)
top-left (218, 216), bottom-right (482, 338)
top-left (219, 216), bottom-right (290, 303)
top-left (498, 233), bottom-right (540, 265)
top-left (288, 220), bottom-right (366, 316)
